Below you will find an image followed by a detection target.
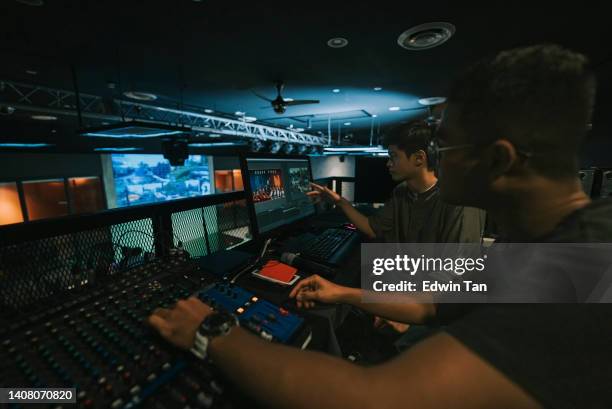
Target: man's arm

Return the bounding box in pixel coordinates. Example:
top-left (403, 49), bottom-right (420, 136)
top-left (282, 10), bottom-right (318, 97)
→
top-left (307, 183), bottom-right (376, 238)
top-left (288, 274), bottom-right (436, 324)
top-left (148, 299), bottom-right (541, 409)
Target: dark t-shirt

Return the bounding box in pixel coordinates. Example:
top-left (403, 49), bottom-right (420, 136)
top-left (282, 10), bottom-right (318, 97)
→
top-left (443, 199), bottom-right (612, 409)
top-left (367, 182), bottom-right (486, 243)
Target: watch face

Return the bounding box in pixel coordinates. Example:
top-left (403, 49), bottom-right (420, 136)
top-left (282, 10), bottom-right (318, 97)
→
top-left (202, 312), bottom-right (237, 337)
top-left (207, 312), bottom-right (232, 327)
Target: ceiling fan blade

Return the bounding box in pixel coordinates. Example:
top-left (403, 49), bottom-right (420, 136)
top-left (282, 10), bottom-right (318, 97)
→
top-left (284, 99), bottom-right (320, 106)
top-left (252, 90), bottom-right (273, 102)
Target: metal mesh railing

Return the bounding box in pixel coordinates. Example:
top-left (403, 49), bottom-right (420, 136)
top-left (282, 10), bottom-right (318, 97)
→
top-left (171, 199), bottom-right (252, 257)
top-left (0, 218), bottom-right (155, 314)
top-left (0, 192), bottom-right (249, 318)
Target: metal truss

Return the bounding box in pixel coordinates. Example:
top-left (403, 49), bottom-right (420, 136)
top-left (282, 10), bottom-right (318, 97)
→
top-left (0, 80), bottom-right (327, 146)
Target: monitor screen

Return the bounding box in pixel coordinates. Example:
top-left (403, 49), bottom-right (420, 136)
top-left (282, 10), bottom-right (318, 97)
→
top-left (354, 156), bottom-right (397, 203)
top-left (110, 154), bottom-right (211, 207)
top-left (245, 157), bottom-right (315, 234)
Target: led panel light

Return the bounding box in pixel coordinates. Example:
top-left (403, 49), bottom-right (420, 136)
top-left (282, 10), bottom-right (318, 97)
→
top-left (81, 121), bottom-right (191, 139)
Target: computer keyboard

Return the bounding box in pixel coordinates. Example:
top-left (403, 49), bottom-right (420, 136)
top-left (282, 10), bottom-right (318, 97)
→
top-left (299, 228), bottom-right (357, 263)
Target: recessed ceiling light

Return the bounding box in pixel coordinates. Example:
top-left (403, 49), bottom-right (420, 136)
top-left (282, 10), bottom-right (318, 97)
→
top-left (283, 98), bottom-right (294, 102)
top-left (397, 22), bottom-right (456, 51)
top-left (327, 37), bottom-right (349, 48)
top-left (372, 114), bottom-right (378, 118)
top-left (94, 147), bottom-right (143, 152)
top-left (123, 91), bottom-right (157, 101)
top-left (343, 122), bottom-right (351, 126)
top-left (418, 97), bottom-right (447, 106)
top-left (235, 111), bottom-right (245, 116)
top-left (244, 116), bottom-right (257, 122)
top-left (373, 87), bottom-right (383, 91)
top-left (332, 89), bottom-right (340, 93)
top-left (0, 143), bottom-right (53, 148)
top-left (388, 107), bottom-right (401, 111)
top-left (31, 115), bottom-right (58, 121)
top-left (204, 109), bottom-right (214, 114)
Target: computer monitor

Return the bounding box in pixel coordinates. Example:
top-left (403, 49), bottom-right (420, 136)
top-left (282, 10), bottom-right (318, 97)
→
top-left (354, 156), bottom-right (397, 203)
top-left (242, 154), bottom-right (315, 235)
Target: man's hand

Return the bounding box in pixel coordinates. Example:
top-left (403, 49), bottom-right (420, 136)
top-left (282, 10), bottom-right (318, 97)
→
top-left (289, 274), bottom-right (347, 308)
top-left (373, 316), bottom-right (411, 333)
top-left (306, 182), bottom-right (342, 205)
top-left (147, 297), bottom-right (212, 350)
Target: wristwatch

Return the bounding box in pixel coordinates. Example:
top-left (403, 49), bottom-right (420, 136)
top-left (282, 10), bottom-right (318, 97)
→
top-left (191, 311), bottom-right (239, 360)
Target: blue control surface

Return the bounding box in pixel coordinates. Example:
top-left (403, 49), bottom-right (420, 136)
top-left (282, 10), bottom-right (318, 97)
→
top-left (198, 281), bottom-right (303, 344)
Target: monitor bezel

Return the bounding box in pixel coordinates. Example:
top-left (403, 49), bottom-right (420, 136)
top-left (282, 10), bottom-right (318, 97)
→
top-left (239, 152), bottom-right (316, 239)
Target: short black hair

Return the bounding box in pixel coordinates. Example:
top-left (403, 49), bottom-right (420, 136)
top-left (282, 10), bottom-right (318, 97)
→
top-left (448, 44), bottom-right (596, 179)
top-left (383, 120), bottom-right (434, 169)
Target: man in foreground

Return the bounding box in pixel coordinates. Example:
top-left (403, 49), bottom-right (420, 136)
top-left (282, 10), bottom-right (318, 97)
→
top-left (149, 44), bottom-right (611, 408)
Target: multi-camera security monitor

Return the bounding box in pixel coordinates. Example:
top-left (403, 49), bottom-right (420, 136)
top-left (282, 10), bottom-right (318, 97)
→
top-left (243, 155), bottom-right (315, 234)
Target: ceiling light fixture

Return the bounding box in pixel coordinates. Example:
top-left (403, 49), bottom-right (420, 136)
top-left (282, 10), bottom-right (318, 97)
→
top-left (204, 109), bottom-right (214, 114)
top-left (235, 111), bottom-right (245, 116)
top-left (189, 142), bottom-right (244, 147)
top-left (397, 22), bottom-right (456, 51)
top-left (388, 107), bottom-right (401, 111)
top-left (0, 143), bottom-right (53, 148)
top-left (372, 114), bottom-right (378, 118)
top-left (243, 116), bottom-right (257, 122)
top-left (31, 115), bottom-right (58, 121)
top-left (343, 122), bottom-right (351, 126)
top-left (418, 96), bottom-right (447, 106)
top-left (94, 147), bottom-right (143, 152)
top-left (332, 89), bottom-right (340, 93)
top-left (123, 91), bottom-right (158, 101)
top-left (327, 37), bottom-right (349, 48)
top-left (373, 87), bottom-right (382, 91)
top-left (208, 133), bottom-right (221, 138)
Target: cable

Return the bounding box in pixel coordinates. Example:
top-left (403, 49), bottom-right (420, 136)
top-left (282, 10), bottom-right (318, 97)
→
top-left (230, 238), bottom-right (272, 284)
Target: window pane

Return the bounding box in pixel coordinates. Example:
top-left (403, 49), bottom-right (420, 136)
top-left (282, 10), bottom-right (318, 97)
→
top-left (23, 179), bottom-right (69, 221)
top-left (68, 177), bottom-right (105, 214)
top-left (0, 182), bottom-right (24, 225)
top-left (233, 169), bottom-right (244, 191)
top-left (214, 170), bottom-right (233, 192)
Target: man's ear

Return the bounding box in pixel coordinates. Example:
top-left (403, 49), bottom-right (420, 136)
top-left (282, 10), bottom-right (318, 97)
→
top-left (488, 140), bottom-right (519, 176)
top-left (413, 150), bottom-right (427, 168)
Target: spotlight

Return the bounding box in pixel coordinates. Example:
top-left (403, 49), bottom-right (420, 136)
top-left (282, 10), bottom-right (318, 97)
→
top-left (162, 138), bottom-right (189, 166)
top-left (295, 145), bottom-right (308, 155)
top-left (283, 144), bottom-right (295, 154)
top-left (250, 139), bottom-right (265, 152)
top-left (268, 141), bottom-right (282, 154)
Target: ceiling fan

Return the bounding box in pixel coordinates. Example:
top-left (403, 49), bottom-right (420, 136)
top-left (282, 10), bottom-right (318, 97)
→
top-left (253, 81), bottom-right (319, 114)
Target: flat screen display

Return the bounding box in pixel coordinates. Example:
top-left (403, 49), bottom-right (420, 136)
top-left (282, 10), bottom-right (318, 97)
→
top-left (111, 154), bottom-right (211, 207)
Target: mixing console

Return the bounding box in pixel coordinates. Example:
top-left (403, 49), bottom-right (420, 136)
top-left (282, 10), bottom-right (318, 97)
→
top-left (0, 258), bottom-right (308, 409)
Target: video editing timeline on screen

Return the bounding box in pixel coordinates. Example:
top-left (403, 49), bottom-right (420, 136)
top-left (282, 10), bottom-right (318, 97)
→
top-left (246, 158), bottom-right (315, 234)
top-left (0, 256), bottom-right (308, 409)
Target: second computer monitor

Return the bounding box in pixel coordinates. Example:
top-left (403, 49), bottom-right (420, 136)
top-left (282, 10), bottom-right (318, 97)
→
top-left (244, 155), bottom-right (315, 234)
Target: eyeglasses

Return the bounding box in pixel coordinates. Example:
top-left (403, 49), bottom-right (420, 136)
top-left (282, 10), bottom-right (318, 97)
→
top-left (427, 139), bottom-right (533, 169)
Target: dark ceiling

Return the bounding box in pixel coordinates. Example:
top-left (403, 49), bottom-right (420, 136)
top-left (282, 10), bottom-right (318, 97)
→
top-left (0, 0), bottom-right (611, 153)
